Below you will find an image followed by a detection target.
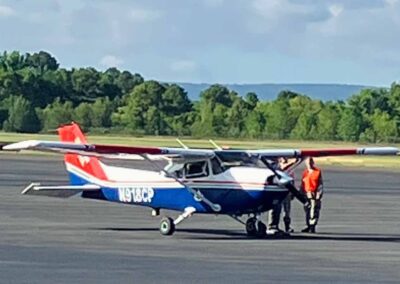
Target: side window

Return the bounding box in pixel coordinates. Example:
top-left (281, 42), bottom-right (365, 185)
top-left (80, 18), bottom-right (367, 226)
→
top-left (185, 161), bottom-right (209, 179)
top-left (211, 157), bottom-right (225, 175)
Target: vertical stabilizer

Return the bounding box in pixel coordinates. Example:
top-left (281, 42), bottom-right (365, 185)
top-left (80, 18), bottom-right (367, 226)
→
top-left (58, 122), bottom-right (108, 184)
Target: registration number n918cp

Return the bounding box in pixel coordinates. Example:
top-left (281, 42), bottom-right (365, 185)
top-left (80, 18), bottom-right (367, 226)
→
top-left (118, 187), bottom-right (155, 203)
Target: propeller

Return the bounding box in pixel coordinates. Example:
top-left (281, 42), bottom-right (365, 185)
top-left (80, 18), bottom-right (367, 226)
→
top-left (263, 158), bottom-right (310, 207)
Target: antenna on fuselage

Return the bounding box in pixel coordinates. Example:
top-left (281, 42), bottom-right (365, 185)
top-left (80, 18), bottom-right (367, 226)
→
top-left (176, 138), bottom-right (189, 149)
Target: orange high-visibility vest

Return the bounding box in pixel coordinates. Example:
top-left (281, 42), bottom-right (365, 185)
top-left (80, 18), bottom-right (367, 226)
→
top-left (302, 168), bottom-right (322, 193)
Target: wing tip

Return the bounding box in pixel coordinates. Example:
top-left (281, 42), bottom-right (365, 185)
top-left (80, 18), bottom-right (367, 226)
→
top-left (3, 140), bottom-right (40, 151)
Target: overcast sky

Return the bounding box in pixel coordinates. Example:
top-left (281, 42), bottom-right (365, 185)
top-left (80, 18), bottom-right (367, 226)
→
top-left (0, 0), bottom-right (399, 86)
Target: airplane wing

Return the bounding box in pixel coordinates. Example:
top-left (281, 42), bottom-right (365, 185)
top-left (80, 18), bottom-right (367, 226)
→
top-left (3, 139), bottom-right (399, 159)
top-left (2, 140), bottom-right (215, 159)
top-left (217, 147), bottom-right (400, 158)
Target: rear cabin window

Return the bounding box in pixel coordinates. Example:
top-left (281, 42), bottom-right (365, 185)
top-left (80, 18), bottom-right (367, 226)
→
top-left (185, 161), bottom-right (209, 178)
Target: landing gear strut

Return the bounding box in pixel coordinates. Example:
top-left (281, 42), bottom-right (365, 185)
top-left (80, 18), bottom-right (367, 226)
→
top-left (159, 207), bottom-right (196, 236)
top-left (245, 216), bottom-right (266, 237)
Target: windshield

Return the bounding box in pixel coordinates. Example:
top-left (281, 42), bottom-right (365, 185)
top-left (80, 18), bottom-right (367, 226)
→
top-left (216, 152), bottom-right (265, 168)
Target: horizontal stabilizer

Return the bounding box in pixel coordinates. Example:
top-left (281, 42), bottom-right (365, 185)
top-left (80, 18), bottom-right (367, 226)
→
top-left (21, 183), bottom-right (100, 198)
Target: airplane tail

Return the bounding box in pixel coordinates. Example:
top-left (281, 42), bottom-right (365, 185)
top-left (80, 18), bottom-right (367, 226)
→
top-left (58, 122), bottom-right (108, 185)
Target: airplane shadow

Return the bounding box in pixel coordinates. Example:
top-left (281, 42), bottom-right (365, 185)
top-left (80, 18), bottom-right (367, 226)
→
top-left (288, 232), bottom-right (400, 243)
top-left (97, 227), bottom-right (400, 242)
top-left (101, 227), bottom-right (159, 232)
top-left (99, 227), bottom-right (253, 240)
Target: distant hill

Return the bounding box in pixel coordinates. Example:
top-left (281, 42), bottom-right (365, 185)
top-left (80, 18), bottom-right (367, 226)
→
top-left (177, 83), bottom-right (374, 101)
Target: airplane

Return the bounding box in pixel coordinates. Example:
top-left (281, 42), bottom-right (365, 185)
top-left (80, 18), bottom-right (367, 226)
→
top-left (3, 122), bottom-right (399, 237)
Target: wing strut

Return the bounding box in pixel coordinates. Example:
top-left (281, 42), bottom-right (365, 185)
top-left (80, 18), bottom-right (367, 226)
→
top-left (209, 139), bottom-right (222, 150)
top-left (176, 138), bottom-right (189, 149)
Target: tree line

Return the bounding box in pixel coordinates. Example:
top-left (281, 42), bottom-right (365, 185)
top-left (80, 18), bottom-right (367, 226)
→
top-left (0, 50), bottom-right (399, 142)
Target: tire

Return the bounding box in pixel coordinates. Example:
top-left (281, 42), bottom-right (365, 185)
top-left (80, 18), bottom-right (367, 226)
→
top-left (245, 217), bottom-right (257, 236)
top-left (160, 217), bottom-right (175, 236)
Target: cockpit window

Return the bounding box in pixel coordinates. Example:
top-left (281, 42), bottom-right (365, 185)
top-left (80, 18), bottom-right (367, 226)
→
top-left (211, 157), bottom-right (225, 175)
top-left (185, 161), bottom-right (209, 178)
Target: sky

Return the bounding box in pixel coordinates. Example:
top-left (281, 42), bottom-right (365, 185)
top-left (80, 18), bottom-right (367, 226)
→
top-left (0, 0), bottom-right (399, 86)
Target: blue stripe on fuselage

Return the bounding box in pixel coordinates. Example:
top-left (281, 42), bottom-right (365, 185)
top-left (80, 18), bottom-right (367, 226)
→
top-left (68, 171), bottom-right (289, 214)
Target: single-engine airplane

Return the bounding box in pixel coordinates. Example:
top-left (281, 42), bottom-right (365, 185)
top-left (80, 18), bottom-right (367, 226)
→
top-left (3, 123), bottom-right (399, 236)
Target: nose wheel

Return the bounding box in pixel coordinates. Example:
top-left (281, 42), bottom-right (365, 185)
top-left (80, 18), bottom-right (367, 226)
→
top-left (160, 217), bottom-right (175, 235)
top-left (245, 217), bottom-right (267, 237)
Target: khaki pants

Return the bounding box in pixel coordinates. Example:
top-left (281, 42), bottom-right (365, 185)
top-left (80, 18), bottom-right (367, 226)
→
top-left (304, 191), bottom-right (322, 226)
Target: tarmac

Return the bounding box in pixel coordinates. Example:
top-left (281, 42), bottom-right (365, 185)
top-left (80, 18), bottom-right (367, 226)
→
top-left (0, 154), bottom-right (399, 283)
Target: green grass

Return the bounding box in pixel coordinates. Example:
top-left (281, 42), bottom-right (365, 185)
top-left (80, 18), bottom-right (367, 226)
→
top-left (0, 132), bottom-right (399, 169)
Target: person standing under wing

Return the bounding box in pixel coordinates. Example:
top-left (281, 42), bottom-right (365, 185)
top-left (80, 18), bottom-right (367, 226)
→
top-left (301, 157), bottom-right (323, 233)
top-left (267, 157), bottom-right (298, 234)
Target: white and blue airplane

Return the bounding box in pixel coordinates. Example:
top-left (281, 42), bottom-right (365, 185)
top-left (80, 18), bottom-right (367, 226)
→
top-left (3, 123), bottom-right (399, 236)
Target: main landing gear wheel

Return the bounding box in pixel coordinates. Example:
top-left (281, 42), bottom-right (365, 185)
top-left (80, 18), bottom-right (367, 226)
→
top-left (160, 217), bottom-right (175, 236)
top-left (246, 217), bottom-right (257, 236)
top-left (246, 217), bottom-right (266, 237)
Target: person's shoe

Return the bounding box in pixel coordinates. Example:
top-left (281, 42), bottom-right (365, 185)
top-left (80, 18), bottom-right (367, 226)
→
top-left (301, 226), bottom-right (311, 233)
top-left (284, 217), bottom-right (291, 232)
top-left (309, 225), bottom-right (316, 233)
top-left (266, 225), bottom-right (282, 235)
top-left (284, 223), bottom-right (290, 233)
top-left (284, 223), bottom-right (294, 233)
top-left (266, 228), bottom-right (279, 235)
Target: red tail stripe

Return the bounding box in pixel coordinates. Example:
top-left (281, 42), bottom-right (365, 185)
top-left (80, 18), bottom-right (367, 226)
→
top-left (58, 123), bottom-right (108, 180)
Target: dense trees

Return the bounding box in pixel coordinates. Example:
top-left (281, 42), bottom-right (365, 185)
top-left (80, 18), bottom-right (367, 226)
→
top-left (3, 96), bottom-right (40, 133)
top-left (0, 50), bottom-right (399, 142)
top-left (112, 81), bottom-right (192, 135)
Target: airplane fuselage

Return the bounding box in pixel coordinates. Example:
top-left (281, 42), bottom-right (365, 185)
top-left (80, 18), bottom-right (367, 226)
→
top-left (67, 162), bottom-right (289, 215)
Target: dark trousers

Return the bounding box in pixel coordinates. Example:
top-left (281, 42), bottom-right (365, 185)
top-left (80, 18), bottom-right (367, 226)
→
top-left (269, 203), bottom-right (282, 228)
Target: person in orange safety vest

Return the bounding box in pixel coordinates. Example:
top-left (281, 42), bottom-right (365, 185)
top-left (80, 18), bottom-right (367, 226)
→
top-left (301, 157), bottom-right (324, 233)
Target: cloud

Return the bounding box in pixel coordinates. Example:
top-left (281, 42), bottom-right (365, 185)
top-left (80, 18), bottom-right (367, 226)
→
top-left (170, 60), bottom-right (197, 73)
top-left (306, 1), bottom-right (400, 66)
top-left (0, 4), bottom-right (15, 17)
top-left (328, 4), bottom-right (343, 17)
top-left (251, 0), bottom-right (326, 21)
top-left (128, 8), bottom-right (162, 22)
top-left (100, 55), bottom-right (124, 68)
top-left (1, 0), bottom-right (399, 85)
top-left (247, 0), bottom-right (400, 61)
top-left (249, 0), bottom-right (331, 34)
top-left (385, 0), bottom-right (399, 6)
top-left (203, 0), bottom-right (224, 8)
